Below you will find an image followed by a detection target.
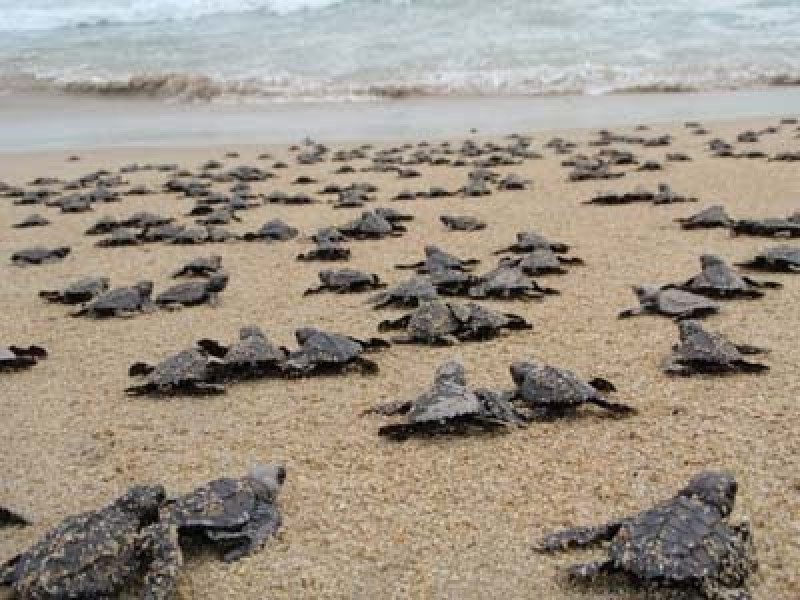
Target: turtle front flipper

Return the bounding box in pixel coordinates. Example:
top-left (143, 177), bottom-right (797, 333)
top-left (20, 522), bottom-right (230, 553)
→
top-left (732, 360), bottom-right (770, 374)
top-left (502, 314), bottom-right (534, 330)
top-left (742, 276), bottom-right (782, 289)
top-left (534, 522), bottom-right (622, 553)
top-left (303, 285), bottom-right (326, 296)
top-left (377, 315), bottom-right (411, 332)
top-left (139, 522), bottom-right (183, 600)
top-left (358, 337), bottom-right (391, 351)
top-left (587, 377), bottom-right (616, 393)
top-left (0, 554), bottom-right (21, 585)
top-left (566, 559), bottom-right (617, 580)
top-left (195, 338), bottom-right (229, 358)
top-left (734, 344), bottom-right (768, 356)
top-left (352, 357), bottom-right (380, 375)
top-left (618, 306), bottom-right (645, 319)
top-left (587, 395), bottom-right (636, 416)
top-left (394, 261), bottom-right (424, 270)
top-left (128, 362), bottom-right (155, 377)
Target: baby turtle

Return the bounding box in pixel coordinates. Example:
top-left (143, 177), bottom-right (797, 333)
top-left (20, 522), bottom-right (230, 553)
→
top-left (395, 245), bottom-right (480, 273)
top-left (371, 361), bottom-right (522, 441)
top-left (297, 239), bottom-right (351, 262)
top-left (468, 266), bottom-right (558, 300)
top-left (304, 269), bottom-right (387, 295)
top-left (374, 207), bottom-right (412, 223)
top-left (284, 327), bottom-right (389, 376)
top-left (39, 276), bottom-right (110, 304)
top-left (676, 205), bottom-right (734, 229)
top-left (0, 485), bottom-right (180, 600)
top-left (677, 254), bottom-right (781, 299)
top-left (497, 174), bottom-right (532, 191)
top-left (499, 248), bottom-right (584, 276)
top-left (618, 285), bottom-right (720, 320)
top-left (535, 471), bottom-right (756, 600)
top-left (95, 227), bottom-right (141, 247)
top-left (197, 326), bottom-right (288, 381)
top-left (11, 246), bottom-right (70, 267)
top-left (735, 246), bottom-right (800, 272)
top-left (440, 214), bottom-right (487, 231)
top-left (71, 281), bottom-right (155, 318)
top-left (509, 360), bottom-right (635, 418)
top-left (126, 347), bottom-right (225, 396)
top-left (378, 300), bottom-right (531, 345)
top-left (0, 345), bottom-right (47, 371)
top-left (163, 464), bottom-right (285, 563)
top-left (369, 277), bottom-right (438, 309)
top-left (242, 219), bottom-right (299, 242)
top-left (155, 273), bottom-right (229, 310)
top-left (339, 211), bottom-right (405, 240)
top-left (171, 255), bottom-right (223, 278)
top-left (0, 507), bottom-right (29, 528)
top-left (663, 320), bottom-right (769, 376)
top-left (12, 214), bottom-right (50, 228)
top-left (493, 231), bottom-right (570, 255)
top-left (731, 218), bottom-right (800, 238)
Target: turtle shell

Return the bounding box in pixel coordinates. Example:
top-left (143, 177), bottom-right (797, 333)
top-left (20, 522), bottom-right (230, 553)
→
top-left (407, 301), bottom-right (460, 339)
top-left (146, 349), bottom-right (213, 386)
top-left (511, 361), bottom-right (594, 407)
top-left (672, 321), bottom-right (745, 366)
top-left (296, 331), bottom-right (362, 363)
top-left (167, 478), bottom-right (256, 530)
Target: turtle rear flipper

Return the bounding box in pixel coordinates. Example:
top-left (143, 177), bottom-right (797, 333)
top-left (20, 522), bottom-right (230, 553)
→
top-left (206, 503), bottom-right (282, 563)
top-left (588, 377), bottom-right (616, 393)
top-left (38, 290), bottom-right (62, 302)
top-left (303, 285), bottom-right (326, 296)
top-left (502, 314), bottom-right (534, 330)
top-left (742, 276), bottom-right (782, 289)
top-left (360, 337), bottom-right (391, 351)
top-left (618, 306), bottom-right (644, 319)
top-left (587, 395), bottom-right (635, 416)
top-left (128, 362), bottom-right (154, 377)
top-left (195, 338), bottom-right (229, 358)
top-left (535, 522), bottom-right (622, 553)
top-left (733, 360), bottom-right (769, 373)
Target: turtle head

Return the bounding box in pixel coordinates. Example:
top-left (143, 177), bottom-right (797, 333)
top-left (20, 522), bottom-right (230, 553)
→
top-left (133, 280), bottom-right (154, 298)
top-left (632, 284), bottom-right (660, 301)
top-left (249, 463), bottom-right (287, 501)
top-left (700, 254), bottom-right (724, 268)
top-left (117, 484), bottom-right (166, 521)
top-left (319, 269), bottom-right (334, 281)
top-left (677, 319), bottom-right (703, 339)
top-left (679, 471), bottom-right (737, 516)
top-left (423, 245), bottom-right (440, 256)
top-left (295, 327), bottom-right (320, 344)
top-left (207, 272), bottom-right (229, 293)
top-left (509, 360), bottom-right (539, 386)
top-left (434, 360), bottom-right (466, 386)
top-left (239, 325), bottom-right (266, 340)
top-left (209, 255), bottom-right (223, 268)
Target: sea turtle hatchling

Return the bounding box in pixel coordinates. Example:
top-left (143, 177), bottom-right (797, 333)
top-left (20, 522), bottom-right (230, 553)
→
top-left (493, 231), bottom-right (571, 255)
top-left (468, 266), bottom-right (558, 300)
top-left (0, 345), bottom-right (47, 371)
top-left (378, 300), bottom-right (532, 345)
top-left (677, 254), bottom-right (781, 299)
top-left (71, 281), bottom-right (155, 318)
top-left (731, 218), bottom-right (800, 238)
top-left (11, 246), bottom-right (70, 267)
top-left (369, 360), bottom-right (523, 441)
top-left (338, 211), bottom-right (406, 240)
top-left (304, 269), bottom-right (387, 295)
top-left (618, 285), bottom-right (721, 320)
top-left (535, 471), bottom-right (756, 599)
top-left (663, 320), bottom-right (769, 376)
top-left (509, 360), bottom-right (635, 418)
top-left (676, 205), bottom-right (734, 229)
top-left (155, 273), bottom-right (229, 310)
top-left (735, 246), bottom-right (800, 272)
top-left (12, 214), bottom-right (50, 228)
top-left (242, 219), bottom-right (299, 242)
top-left (163, 464), bottom-right (286, 563)
top-left (94, 228), bottom-right (141, 247)
top-left (440, 214), bottom-right (487, 231)
top-left (395, 245), bottom-right (480, 273)
top-left (39, 276), bottom-right (110, 304)
top-left (196, 326), bottom-right (288, 380)
top-left (0, 485), bottom-right (181, 600)
top-left (171, 255), bottom-right (223, 278)
top-left (369, 277), bottom-right (438, 309)
top-left (498, 247), bottom-right (584, 276)
top-left (296, 239), bottom-right (351, 262)
top-left (126, 347), bottom-right (226, 396)
top-left (284, 328), bottom-right (390, 376)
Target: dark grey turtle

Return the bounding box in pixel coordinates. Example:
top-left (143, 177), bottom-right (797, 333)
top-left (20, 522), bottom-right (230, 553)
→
top-left (378, 300), bottom-right (532, 345)
top-left (170, 227), bottom-right (210, 245)
top-left (126, 347), bottom-right (225, 396)
top-left (156, 272), bottom-right (229, 310)
top-left (374, 207), bottom-right (413, 223)
top-left (468, 266), bottom-right (558, 300)
top-left (39, 276), bottom-right (110, 305)
top-left (11, 246), bottom-right (70, 267)
top-left (440, 214), bottom-right (487, 231)
top-left (196, 207), bottom-right (241, 226)
top-left (140, 223), bottom-right (187, 243)
top-left (493, 231), bottom-right (570, 255)
top-left (666, 151), bottom-right (692, 161)
top-left (206, 226), bottom-right (239, 243)
top-left (310, 226), bottom-right (346, 244)
top-left (120, 212), bottom-right (174, 229)
top-left (496, 173), bottom-right (532, 191)
top-left (163, 464), bottom-right (286, 563)
top-left (0, 506), bottom-right (30, 528)
top-left (619, 285), bottom-right (720, 320)
top-left (284, 327), bottom-right (389, 376)
top-left (95, 227), bottom-right (141, 247)
top-left (331, 188), bottom-right (369, 209)
top-left (652, 184), bottom-right (695, 205)
top-left (460, 179), bottom-right (492, 197)
top-left (395, 245), bottom-right (480, 273)
top-left (498, 247), bottom-right (584, 276)
top-left (0, 485), bottom-right (181, 600)
top-left (731, 218), bottom-right (800, 238)
top-left (197, 326), bottom-right (288, 380)
top-left (172, 255), bottom-right (223, 278)
top-left (59, 194), bottom-right (93, 213)
top-left (71, 281), bottom-right (155, 318)
top-left (85, 216), bottom-right (121, 235)
top-left (428, 267), bottom-right (474, 296)
top-left (735, 245), bottom-right (800, 272)
top-left (304, 268), bottom-right (386, 295)
top-left (12, 214), bottom-right (50, 228)
top-left (339, 211), bottom-right (405, 240)
top-left (0, 345), bottom-right (47, 371)
top-left (663, 320), bottom-right (769, 376)
top-left (509, 360), bottom-right (635, 418)
top-left (242, 219), bottom-right (299, 242)
top-left (678, 254), bottom-right (781, 299)
top-left (676, 205), bottom-right (734, 229)
top-left (535, 471), bottom-right (757, 600)
top-left (372, 361), bottom-right (523, 441)
top-left (369, 277), bottom-right (438, 309)
top-left (297, 240), bottom-right (351, 262)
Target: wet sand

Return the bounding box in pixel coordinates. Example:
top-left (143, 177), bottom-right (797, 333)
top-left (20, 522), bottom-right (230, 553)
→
top-left (0, 116), bottom-right (798, 599)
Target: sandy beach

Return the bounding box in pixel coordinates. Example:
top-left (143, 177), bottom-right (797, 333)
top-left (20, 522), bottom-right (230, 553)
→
top-left (1, 115), bottom-right (799, 600)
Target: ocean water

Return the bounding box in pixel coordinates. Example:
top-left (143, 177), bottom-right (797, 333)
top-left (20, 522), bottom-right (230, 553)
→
top-left (0, 0), bottom-right (799, 102)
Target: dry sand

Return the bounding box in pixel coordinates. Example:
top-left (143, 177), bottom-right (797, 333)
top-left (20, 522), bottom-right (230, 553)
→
top-left (0, 117), bottom-right (798, 599)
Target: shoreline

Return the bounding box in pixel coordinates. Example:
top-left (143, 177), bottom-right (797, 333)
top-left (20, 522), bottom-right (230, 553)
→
top-left (0, 87), bottom-right (799, 153)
